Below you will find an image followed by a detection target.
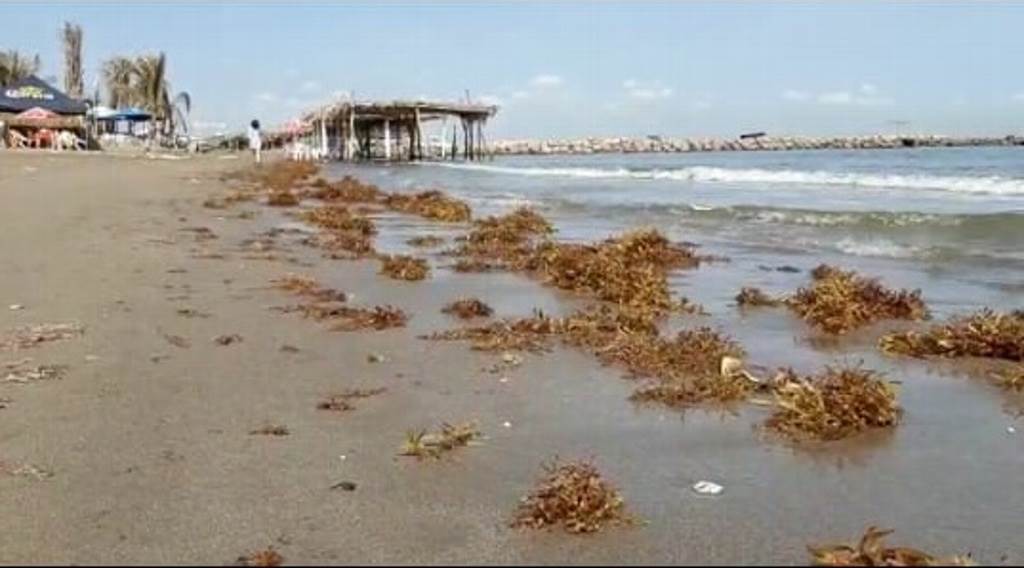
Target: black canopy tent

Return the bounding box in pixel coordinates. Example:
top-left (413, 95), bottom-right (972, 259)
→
top-left (0, 75), bottom-right (89, 143)
top-left (0, 75), bottom-right (87, 115)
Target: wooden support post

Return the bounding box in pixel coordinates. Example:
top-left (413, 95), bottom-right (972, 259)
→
top-left (439, 118), bottom-right (447, 159)
top-left (384, 119), bottom-right (391, 161)
top-left (451, 120), bottom-right (458, 160)
top-left (414, 107), bottom-right (423, 161)
top-left (403, 121), bottom-right (411, 162)
top-left (347, 107), bottom-right (356, 161)
top-left (475, 121), bottom-right (482, 160)
top-left (320, 113), bottom-right (328, 159)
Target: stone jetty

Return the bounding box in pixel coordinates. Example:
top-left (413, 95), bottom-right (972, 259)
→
top-left (489, 134), bottom-right (1021, 156)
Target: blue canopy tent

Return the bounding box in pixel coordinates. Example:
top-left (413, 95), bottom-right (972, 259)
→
top-left (91, 106), bottom-right (153, 136)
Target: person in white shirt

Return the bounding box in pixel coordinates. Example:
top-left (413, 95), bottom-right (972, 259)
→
top-left (248, 119), bottom-right (262, 163)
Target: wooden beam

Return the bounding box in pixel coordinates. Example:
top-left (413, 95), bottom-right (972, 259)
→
top-left (414, 107), bottom-right (423, 160)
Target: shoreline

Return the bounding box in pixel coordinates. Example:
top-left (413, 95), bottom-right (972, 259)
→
top-left (1, 152), bottom-right (1021, 564)
top-left (489, 133), bottom-right (1022, 156)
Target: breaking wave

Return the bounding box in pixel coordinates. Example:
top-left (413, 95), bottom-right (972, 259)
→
top-left (430, 162), bottom-right (1024, 196)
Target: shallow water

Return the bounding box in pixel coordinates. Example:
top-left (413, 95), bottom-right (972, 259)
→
top-left (327, 147), bottom-right (1023, 317)
top-left (273, 150), bottom-right (1024, 563)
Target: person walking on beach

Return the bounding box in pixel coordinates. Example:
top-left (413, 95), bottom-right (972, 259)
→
top-left (248, 119), bottom-right (262, 164)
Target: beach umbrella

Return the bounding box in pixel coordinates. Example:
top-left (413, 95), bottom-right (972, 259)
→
top-left (15, 107), bottom-right (59, 121)
top-left (283, 119), bottom-right (310, 135)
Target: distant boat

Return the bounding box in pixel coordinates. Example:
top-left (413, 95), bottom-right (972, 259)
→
top-left (739, 131), bottom-right (766, 140)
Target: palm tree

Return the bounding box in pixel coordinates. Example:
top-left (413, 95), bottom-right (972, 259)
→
top-left (61, 22), bottom-right (84, 99)
top-left (102, 56), bottom-right (136, 108)
top-left (0, 50), bottom-right (41, 87)
top-left (132, 53), bottom-right (191, 137)
top-left (101, 52), bottom-right (191, 139)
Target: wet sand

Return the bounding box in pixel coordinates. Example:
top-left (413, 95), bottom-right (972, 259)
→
top-left (1, 151), bottom-right (1021, 565)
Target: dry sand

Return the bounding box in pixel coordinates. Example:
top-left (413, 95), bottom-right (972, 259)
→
top-left (1, 150), bottom-right (1021, 565)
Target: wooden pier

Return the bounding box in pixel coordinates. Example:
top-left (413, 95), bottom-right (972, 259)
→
top-left (301, 100), bottom-right (497, 162)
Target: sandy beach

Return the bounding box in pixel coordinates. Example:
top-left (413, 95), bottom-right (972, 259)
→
top-left (1, 151), bottom-right (1021, 565)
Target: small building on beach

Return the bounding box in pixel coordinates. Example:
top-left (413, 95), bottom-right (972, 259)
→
top-left (0, 75), bottom-right (87, 130)
top-left (299, 99), bottom-right (498, 162)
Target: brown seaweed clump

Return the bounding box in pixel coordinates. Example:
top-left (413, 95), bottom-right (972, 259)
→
top-left (236, 547), bottom-right (284, 567)
top-left (266, 191), bottom-right (299, 207)
top-left (271, 274), bottom-right (347, 302)
top-left (787, 264), bottom-right (929, 335)
top-left (249, 424), bottom-right (290, 436)
top-left (305, 230), bottom-right (375, 258)
top-left (317, 387), bottom-right (387, 411)
top-left (272, 274), bottom-right (406, 331)
top-left (378, 254), bottom-right (430, 281)
top-left (399, 422), bottom-right (481, 459)
top-left (451, 258), bottom-right (503, 273)
top-left (426, 306), bottom-right (751, 407)
top-left (452, 207), bottom-right (554, 266)
top-left (526, 229), bottom-right (701, 315)
top-left (406, 235), bottom-right (446, 248)
top-left (253, 160), bottom-right (319, 192)
top-left (329, 305), bottom-right (408, 331)
top-left (300, 205), bottom-right (378, 257)
top-left (276, 302), bottom-right (408, 331)
top-left (765, 365), bottom-right (901, 441)
top-left (441, 298), bottom-right (494, 319)
top-left (310, 175), bottom-right (383, 202)
top-left (424, 311), bottom-right (564, 352)
top-left (1, 323), bottom-right (84, 351)
top-left (383, 190), bottom-right (472, 222)
top-left (879, 309), bottom-right (1024, 362)
top-left (302, 205), bottom-right (377, 235)
top-left (735, 286), bottom-right (784, 307)
top-left (809, 526), bottom-right (973, 566)
top-left (994, 365), bottom-right (1024, 391)
top-left (511, 459), bottom-right (629, 534)
top-left (621, 328), bottom-right (753, 407)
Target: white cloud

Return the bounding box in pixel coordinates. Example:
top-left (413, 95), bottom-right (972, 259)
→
top-left (818, 91), bottom-right (854, 105)
top-left (623, 79), bottom-right (673, 100)
top-left (254, 92), bottom-right (278, 103)
top-left (782, 89), bottom-right (810, 102)
top-left (300, 80), bottom-right (320, 93)
top-left (530, 74), bottom-right (563, 88)
top-left (511, 90), bottom-right (530, 99)
top-left (1012, 92), bottom-right (1024, 102)
top-left (784, 84), bottom-right (892, 106)
top-left (690, 100), bottom-right (712, 111)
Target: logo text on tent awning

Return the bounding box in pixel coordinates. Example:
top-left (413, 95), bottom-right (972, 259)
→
top-left (4, 86), bottom-right (55, 100)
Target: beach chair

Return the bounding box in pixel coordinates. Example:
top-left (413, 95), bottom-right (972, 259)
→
top-left (8, 129), bottom-right (31, 149)
top-left (55, 130), bottom-right (86, 151)
top-left (31, 129), bottom-right (55, 150)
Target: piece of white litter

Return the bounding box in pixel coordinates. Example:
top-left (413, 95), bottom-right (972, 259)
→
top-left (85, 355), bottom-right (100, 362)
top-left (1008, 426), bottom-right (1016, 434)
top-left (502, 421), bottom-right (512, 428)
top-left (692, 480), bottom-right (724, 496)
top-left (499, 377), bottom-right (509, 384)
top-left (339, 454), bottom-right (347, 461)
top-left (9, 304), bottom-right (23, 311)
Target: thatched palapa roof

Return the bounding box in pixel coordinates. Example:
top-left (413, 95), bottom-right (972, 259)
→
top-left (302, 99), bottom-right (498, 124)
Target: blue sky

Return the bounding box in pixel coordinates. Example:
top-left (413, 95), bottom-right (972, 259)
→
top-left (4, 2), bottom-right (1024, 138)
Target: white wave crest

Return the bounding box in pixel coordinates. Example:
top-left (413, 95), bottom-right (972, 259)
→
top-left (833, 238), bottom-right (925, 259)
top-left (428, 162), bottom-right (1024, 196)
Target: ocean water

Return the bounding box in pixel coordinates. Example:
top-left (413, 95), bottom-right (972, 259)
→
top-left (324, 146), bottom-right (1024, 316)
